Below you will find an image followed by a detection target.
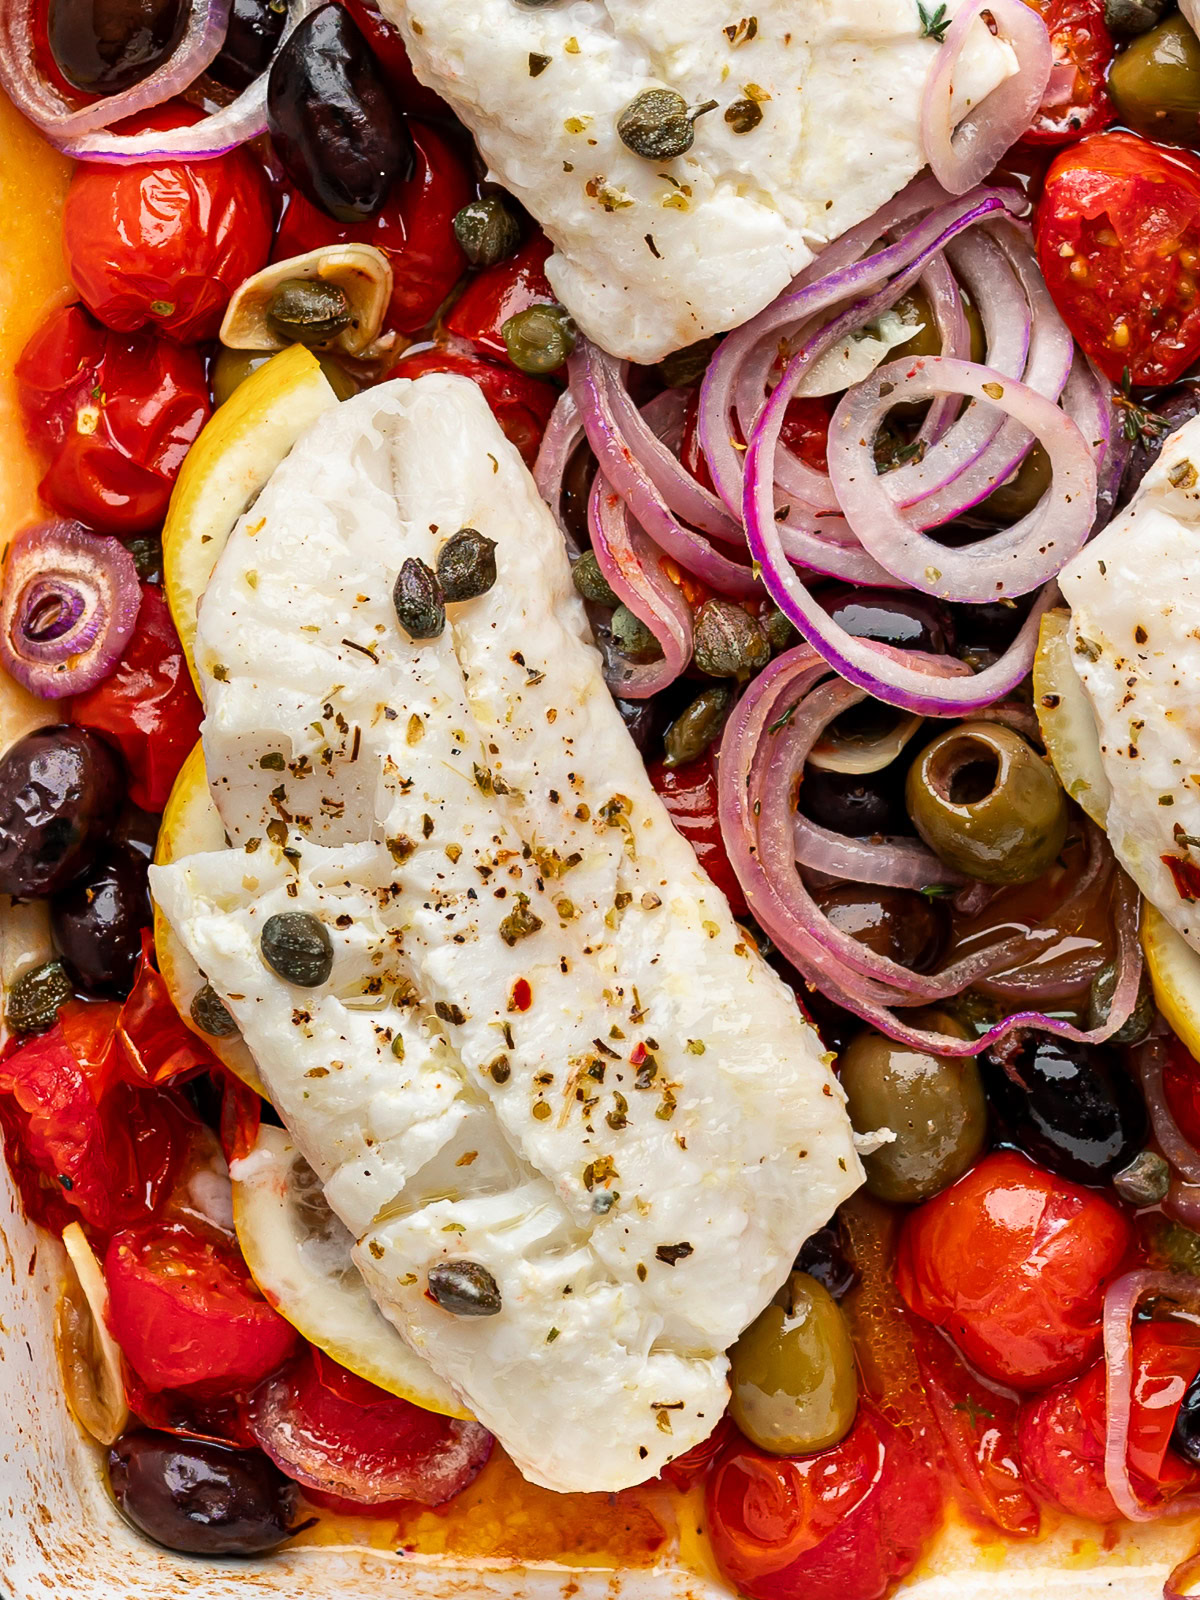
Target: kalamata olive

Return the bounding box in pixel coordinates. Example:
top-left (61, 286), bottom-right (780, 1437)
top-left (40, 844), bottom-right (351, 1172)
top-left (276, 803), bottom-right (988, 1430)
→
top-left (811, 884), bottom-right (950, 975)
top-left (436, 528), bottom-right (498, 602)
top-left (728, 1270), bottom-right (858, 1455)
top-left (210, 0), bottom-right (288, 91)
top-left (572, 550), bottom-right (619, 608)
top-left (267, 4), bottom-right (412, 224)
top-left (108, 1431), bottom-right (298, 1556)
top-left (839, 1020), bottom-right (988, 1203)
top-left (48, 0), bottom-right (186, 93)
top-left (114, 804), bottom-right (160, 863)
top-left (981, 1035), bottom-right (1147, 1183)
top-left (0, 725), bottom-right (125, 897)
top-left (428, 1259), bottom-right (502, 1316)
top-left (796, 764), bottom-right (908, 837)
top-left (561, 440), bottom-right (598, 549)
top-left (260, 911), bottom-right (334, 987)
top-left (817, 585), bottom-right (954, 655)
top-left (52, 843), bottom-right (151, 998)
top-left (1118, 381), bottom-right (1200, 509)
top-left (794, 1223), bottom-right (857, 1300)
top-left (614, 695), bottom-right (655, 752)
top-left (1174, 1374), bottom-right (1200, 1467)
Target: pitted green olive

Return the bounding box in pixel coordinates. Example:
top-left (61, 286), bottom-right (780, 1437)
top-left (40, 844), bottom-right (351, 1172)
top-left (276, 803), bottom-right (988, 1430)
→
top-left (1109, 16), bottom-right (1200, 146)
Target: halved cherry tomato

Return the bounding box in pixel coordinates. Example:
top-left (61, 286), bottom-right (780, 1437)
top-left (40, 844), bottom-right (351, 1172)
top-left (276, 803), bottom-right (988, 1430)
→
top-left (16, 304), bottom-right (210, 536)
top-left (1036, 131), bottom-right (1200, 386)
top-left (274, 121), bottom-right (470, 335)
top-left (72, 584), bottom-right (203, 813)
top-left (896, 1150), bottom-right (1132, 1390)
top-left (387, 346), bottom-right (558, 465)
top-left (62, 103), bottom-right (272, 344)
top-left (444, 234), bottom-right (555, 365)
top-left (681, 390), bottom-right (834, 494)
top-left (1021, 0), bottom-right (1114, 145)
top-left (339, 0), bottom-right (447, 117)
top-left (649, 753), bottom-right (748, 916)
top-left (705, 1408), bottom-right (942, 1600)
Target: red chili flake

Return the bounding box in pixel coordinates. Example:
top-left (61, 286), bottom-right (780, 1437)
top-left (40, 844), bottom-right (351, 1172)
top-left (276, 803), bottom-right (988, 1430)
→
top-left (629, 1041), bottom-right (648, 1067)
top-left (1163, 854), bottom-right (1200, 902)
top-left (508, 977), bottom-right (533, 1013)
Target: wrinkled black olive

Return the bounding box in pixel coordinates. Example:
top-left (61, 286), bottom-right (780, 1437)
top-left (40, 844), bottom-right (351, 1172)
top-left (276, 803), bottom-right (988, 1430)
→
top-left (0, 725), bottom-right (125, 897)
top-left (818, 585), bottom-right (954, 655)
top-left (796, 765), bottom-right (908, 838)
top-left (210, 0), bottom-right (288, 91)
top-left (48, 0), bottom-right (186, 92)
top-left (260, 911), bottom-right (334, 987)
top-left (428, 1260), bottom-right (503, 1316)
top-left (267, 4), bottom-right (412, 224)
top-left (794, 1222), bottom-right (857, 1301)
top-left (1118, 381), bottom-right (1200, 509)
top-left (560, 440), bottom-right (598, 548)
top-left (6, 961), bottom-right (74, 1036)
top-left (191, 983), bottom-right (239, 1038)
top-left (108, 1431), bottom-right (298, 1556)
top-left (51, 843), bottom-right (151, 999)
top-left (437, 528), bottom-right (498, 602)
top-left (393, 557), bottom-right (446, 640)
top-left (811, 883), bottom-right (950, 975)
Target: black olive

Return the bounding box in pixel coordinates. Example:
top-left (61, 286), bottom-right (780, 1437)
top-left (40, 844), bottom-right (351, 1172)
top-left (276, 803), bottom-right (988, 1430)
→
top-left (560, 439), bottom-right (598, 548)
top-left (48, 0), bottom-right (187, 93)
top-left (797, 764), bottom-right (908, 838)
top-left (948, 597), bottom-right (1031, 661)
top-left (794, 1222), bottom-right (857, 1300)
top-left (981, 1035), bottom-right (1148, 1183)
top-left (108, 1431), bottom-right (298, 1556)
top-left (113, 803), bottom-right (160, 863)
top-left (267, 4), bottom-right (412, 224)
top-left (1175, 1374), bottom-right (1200, 1468)
top-left (614, 695), bottom-right (655, 753)
top-left (0, 725), bottom-right (125, 897)
top-left (811, 883), bottom-right (950, 975)
top-left (428, 1259), bottom-right (503, 1316)
top-left (51, 843), bottom-right (151, 999)
top-left (1118, 381), bottom-right (1200, 509)
top-left (436, 528), bottom-right (498, 602)
top-left (210, 0), bottom-right (288, 91)
top-left (798, 985), bottom-right (861, 1056)
top-left (393, 557), bottom-right (446, 640)
top-left (817, 585), bottom-right (954, 655)
top-left (260, 911), bottom-right (334, 987)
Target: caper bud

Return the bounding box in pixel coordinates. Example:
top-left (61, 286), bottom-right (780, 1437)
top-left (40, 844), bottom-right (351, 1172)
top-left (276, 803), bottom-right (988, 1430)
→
top-left (1105, 0), bottom-right (1170, 33)
top-left (259, 911), bottom-right (333, 988)
top-left (729, 1270), bottom-right (858, 1455)
top-left (1108, 15), bottom-right (1200, 146)
top-left (724, 98), bottom-right (763, 134)
top-left (126, 536), bottom-right (164, 584)
top-left (437, 528), bottom-right (498, 603)
top-left (692, 599), bottom-right (770, 679)
top-left (502, 303), bottom-right (577, 375)
top-left (617, 89), bottom-right (718, 161)
top-left (905, 721), bottom-right (1068, 885)
top-left (393, 557), bottom-right (446, 641)
top-left (265, 279), bottom-right (353, 348)
top-left (655, 334), bottom-right (723, 389)
top-left (453, 195), bottom-right (522, 268)
top-left (664, 684), bottom-right (734, 769)
top-left (610, 604), bottom-right (664, 663)
top-left (762, 607), bottom-right (797, 655)
top-left (572, 550), bottom-right (619, 608)
top-left (428, 1260), bottom-right (502, 1316)
top-left (6, 960), bottom-right (73, 1036)
top-left (1113, 1150), bottom-right (1171, 1207)
top-left (190, 982), bottom-right (239, 1038)
top-left (1086, 960), bottom-right (1155, 1045)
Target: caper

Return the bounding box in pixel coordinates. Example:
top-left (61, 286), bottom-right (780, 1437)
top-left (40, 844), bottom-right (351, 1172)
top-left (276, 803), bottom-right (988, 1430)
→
top-left (618, 89), bottom-right (718, 160)
top-left (453, 195), bottom-right (521, 268)
top-left (190, 982), bottom-right (239, 1038)
top-left (905, 721), bottom-right (1068, 885)
top-left (838, 1020), bottom-right (987, 1204)
top-left (724, 98), bottom-right (763, 134)
top-left (656, 334), bottom-right (722, 389)
top-left (265, 279), bottom-right (353, 348)
top-left (610, 604), bottom-right (663, 663)
top-left (427, 1260), bottom-right (502, 1316)
top-left (729, 1270), bottom-right (857, 1455)
top-left (126, 535), bottom-right (164, 584)
top-left (212, 347), bottom-right (357, 407)
top-left (501, 303), bottom-right (577, 375)
top-left (393, 558), bottom-right (446, 641)
top-left (1109, 15), bottom-right (1200, 145)
top-left (572, 550), bottom-right (619, 608)
top-left (1086, 960), bottom-right (1155, 1045)
top-left (1105, 0), bottom-right (1170, 33)
top-left (663, 684), bottom-right (734, 769)
top-left (762, 606), bottom-right (797, 654)
top-left (259, 911), bottom-right (333, 988)
top-left (436, 528), bottom-right (498, 602)
top-left (692, 599), bottom-right (770, 679)
top-left (1113, 1149), bottom-right (1171, 1207)
top-left (6, 960), bottom-right (73, 1035)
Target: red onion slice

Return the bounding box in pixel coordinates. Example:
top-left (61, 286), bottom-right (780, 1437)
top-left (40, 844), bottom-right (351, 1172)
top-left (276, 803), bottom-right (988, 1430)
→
top-left (533, 389), bottom-right (586, 554)
top-left (0, 521), bottom-right (141, 698)
top-left (1136, 1037), bottom-right (1200, 1186)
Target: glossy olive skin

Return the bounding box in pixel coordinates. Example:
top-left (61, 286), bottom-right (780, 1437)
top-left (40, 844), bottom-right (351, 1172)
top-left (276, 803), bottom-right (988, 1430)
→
top-left (947, 597), bottom-right (1030, 662)
top-left (839, 1024), bottom-right (987, 1203)
top-left (614, 696), bottom-right (655, 753)
top-left (729, 1271), bottom-right (858, 1455)
top-left (818, 585), bottom-right (954, 655)
top-left (1174, 1374), bottom-right (1200, 1467)
top-left (812, 884), bottom-right (950, 975)
top-left (560, 440), bottom-right (598, 548)
top-left (975, 442), bottom-right (1052, 524)
top-left (52, 843), bottom-right (151, 998)
top-left (794, 1223), bottom-right (857, 1301)
top-left (905, 722), bottom-right (1068, 885)
top-left (1118, 381), bottom-right (1200, 509)
top-left (1109, 16), bottom-right (1200, 146)
top-left (0, 726), bottom-right (125, 897)
top-left (210, 0), bottom-right (288, 91)
top-left (48, 0), bottom-right (185, 92)
top-left (267, 4), bottom-right (412, 224)
top-left (982, 1036), bottom-right (1147, 1184)
top-left (796, 764), bottom-right (908, 837)
top-left (108, 1432), bottom-right (298, 1556)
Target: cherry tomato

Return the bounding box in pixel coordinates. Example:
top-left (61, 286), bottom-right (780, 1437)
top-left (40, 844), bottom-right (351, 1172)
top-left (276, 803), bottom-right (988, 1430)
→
top-left (63, 103), bottom-right (272, 344)
top-left (274, 121), bottom-right (470, 335)
top-left (105, 1221), bottom-right (298, 1393)
top-left (660, 1416), bottom-right (735, 1492)
top-left (339, 0), bottom-right (447, 117)
top-left (649, 753), bottom-right (749, 916)
top-left (16, 305), bottom-right (210, 537)
top-left (1164, 1036), bottom-right (1200, 1150)
top-left (705, 1408), bottom-right (942, 1600)
top-left (117, 933), bottom-right (220, 1089)
top-left (1021, 0), bottom-right (1114, 145)
top-left (1036, 131), bottom-right (1200, 386)
top-left (896, 1150), bottom-right (1132, 1390)
top-left (387, 346), bottom-right (558, 465)
top-left (444, 234), bottom-right (555, 365)
top-left (681, 390), bottom-right (833, 494)
top-left (72, 584), bottom-right (203, 813)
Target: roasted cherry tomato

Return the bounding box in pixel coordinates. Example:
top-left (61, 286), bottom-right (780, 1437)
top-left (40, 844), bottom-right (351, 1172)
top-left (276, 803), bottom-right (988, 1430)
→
top-left (444, 234), bottom-right (554, 365)
top-left (1164, 1036), bottom-right (1200, 1150)
top-left (274, 121), bottom-right (471, 335)
top-left (896, 1150), bottom-right (1132, 1390)
top-left (105, 1221), bottom-right (299, 1393)
top-left (387, 346), bottom-right (558, 465)
top-left (71, 584), bottom-right (203, 813)
top-left (63, 103), bottom-right (272, 344)
top-left (1036, 131), bottom-right (1200, 385)
top-left (682, 390), bottom-right (833, 493)
top-left (705, 1407), bottom-right (942, 1600)
top-left (16, 305), bottom-right (210, 537)
top-left (339, 0), bottom-right (447, 116)
top-left (649, 752), bottom-right (748, 916)
top-left (1021, 0), bottom-right (1114, 144)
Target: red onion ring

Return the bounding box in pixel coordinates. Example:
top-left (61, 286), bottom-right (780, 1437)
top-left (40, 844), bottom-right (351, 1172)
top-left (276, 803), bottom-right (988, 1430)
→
top-left (533, 389), bottom-right (585, 553)
top-left (1136, 1038), bottom-right (1200, 1186)
top-left (588, 474), bottom-right (693, 698)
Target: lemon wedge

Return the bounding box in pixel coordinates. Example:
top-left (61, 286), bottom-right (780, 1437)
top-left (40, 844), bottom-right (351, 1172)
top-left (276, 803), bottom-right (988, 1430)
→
top-left (163, 344), bottom-right (337, 692)
top-left (232, 1124), bottom-right (469, 1418)
top-left (1032, 607), bottom-right (1111, 828)
top-left (1143, 902), bottom-right (1200, 1061)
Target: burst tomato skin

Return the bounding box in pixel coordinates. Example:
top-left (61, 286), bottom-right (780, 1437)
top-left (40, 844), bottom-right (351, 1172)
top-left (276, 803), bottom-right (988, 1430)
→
top-left (648, 753), bottom-right (749, 916)
top-left (62, 104), bottom-right (272, 344)
top-left (387, 347), bottom-right (558, 465)
top-left (16, 305), bottom-right (210, 536)
top-left (339, 0), bottom-right (446, 116)
top-left (1036, 131), bottom-right (1200, 385)
top-left (444, 234), bottom-right (555, 364)
top-left (682, 390), bottom-right (833, 492)
top-left (1021, 0), bottom-right (1114, 145)
top-left (896, 1151), bottom-right (1132, 1391)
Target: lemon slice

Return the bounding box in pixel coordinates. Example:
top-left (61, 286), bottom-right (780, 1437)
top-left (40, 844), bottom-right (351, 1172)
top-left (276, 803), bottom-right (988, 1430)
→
top-left (153, 742), bottom-right (266, 1096)
top-left (1032, 607), bottom-right (1111, 827)
top-left (163, 344), bottom-right (337, 692)
top-left (232, 1125), bottom-right (469, 1419)
top-left (1143, 902), bottom-right (1200, 1062)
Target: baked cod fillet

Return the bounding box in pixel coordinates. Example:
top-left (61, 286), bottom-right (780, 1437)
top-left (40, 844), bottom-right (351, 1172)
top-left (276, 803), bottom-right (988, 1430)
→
top-left (151, 374), bottom-right (861, 1491)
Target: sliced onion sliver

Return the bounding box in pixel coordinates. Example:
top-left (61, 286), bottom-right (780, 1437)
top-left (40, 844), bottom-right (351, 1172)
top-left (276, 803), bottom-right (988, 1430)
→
top-left (588, 473), bottom-right (692, 698)
top-left (1136, 1036), bottom-right (1200, 1185)
top-left (533, 389), bottom-right (585, 552)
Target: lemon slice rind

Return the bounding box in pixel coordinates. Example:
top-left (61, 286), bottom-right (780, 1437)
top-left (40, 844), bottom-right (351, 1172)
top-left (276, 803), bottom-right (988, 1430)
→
top-left (1143, 902), bottom-right (1200, 1062)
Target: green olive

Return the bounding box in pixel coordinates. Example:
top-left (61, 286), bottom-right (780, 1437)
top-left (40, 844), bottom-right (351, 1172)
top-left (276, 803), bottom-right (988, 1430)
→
top-left (905, 721), bottom-right (1068, 884)
top-left (265, 278), bottom-right (352, 347)
top-left (1109, 16), bottom-right (1200, 146)
top-left (838, 1019), bottom-right (986, 1204)
top-left (260, 911), bottom-right (334, 987)
top-left (729, 1271), bottom-right (857, 1455)
top-left (212, 346), bottom-right (358, 408)
top-left (501, 303), bottom-right (577, 375)
top-left (975, 442), bottom-right (1052, 523)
